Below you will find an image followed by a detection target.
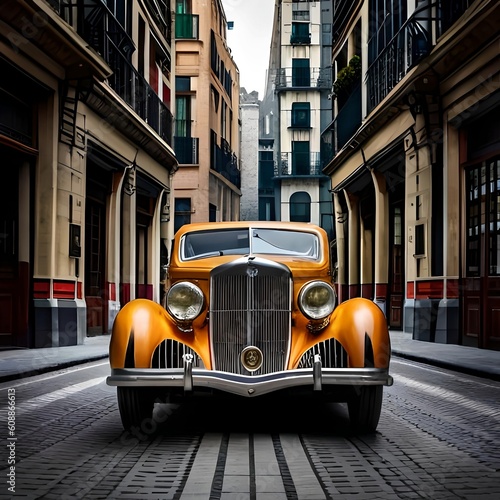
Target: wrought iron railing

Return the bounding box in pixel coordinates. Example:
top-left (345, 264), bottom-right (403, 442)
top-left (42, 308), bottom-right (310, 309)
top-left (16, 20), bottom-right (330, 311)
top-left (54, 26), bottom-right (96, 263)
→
top-left (290, 33), bottom-right (311, 45)
top-left (48, 0), bottom-right (173, 145)
top-left (211, 139), bottom-right (241, 188)
top-left (320, 83), bottom-right (361, 166)
top-left (273, 68), bottom-right (331, 90)
top-left (275, 152), bottom-right (323, 177)
top-left (366, 1), bottom-right (472, 112)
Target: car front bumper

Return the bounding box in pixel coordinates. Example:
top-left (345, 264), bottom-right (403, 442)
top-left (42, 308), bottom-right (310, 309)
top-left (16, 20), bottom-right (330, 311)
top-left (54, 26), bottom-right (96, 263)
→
top-left (107, 357), bottom-right (393, 397)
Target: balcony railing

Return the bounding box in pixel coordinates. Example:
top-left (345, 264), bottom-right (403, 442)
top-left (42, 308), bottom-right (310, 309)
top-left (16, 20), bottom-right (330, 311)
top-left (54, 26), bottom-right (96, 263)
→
top-left (175, 14), bottom-right (199, 39)
top-left (366, 1), bottom-right (472, 112)
top-left (51, 0), bottom-right (173, 145)
top-left (320, 83), bottom-right (361, 167)
top-left (275, 152), bottom-right (322, 177)
top-left (211, 140), bottom-right (240, 188)
top-left (174, 136), bottom-right (199, 164)
top-left (290, 33), bottom-right (311, 45)
top-left (437, 0), bottom-right (474, 35)
top-left (273, 68), bottom-right (331, 90)
top-left (107, 43), bottom-right (173, 144)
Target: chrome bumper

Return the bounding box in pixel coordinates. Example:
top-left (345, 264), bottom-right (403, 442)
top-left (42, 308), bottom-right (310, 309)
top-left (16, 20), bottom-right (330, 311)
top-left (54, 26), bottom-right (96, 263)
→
top-left (107, 358), bottom-right (393, 397)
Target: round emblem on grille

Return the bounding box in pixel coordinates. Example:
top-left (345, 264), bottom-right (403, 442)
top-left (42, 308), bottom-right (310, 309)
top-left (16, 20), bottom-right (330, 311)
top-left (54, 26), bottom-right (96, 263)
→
top-left (241, 346), bottom-right (263, 372)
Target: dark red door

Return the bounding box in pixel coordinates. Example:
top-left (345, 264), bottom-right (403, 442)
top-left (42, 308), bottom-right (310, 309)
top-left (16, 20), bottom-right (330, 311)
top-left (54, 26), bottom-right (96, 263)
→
top-left (463, 159), bottom-right (500, 350)
top-left (85, 198), bottom-right (107, 335)
top-left (0, 148), bottom-right (31, 347)
top-left (389, 205), bottom-right (404, 329)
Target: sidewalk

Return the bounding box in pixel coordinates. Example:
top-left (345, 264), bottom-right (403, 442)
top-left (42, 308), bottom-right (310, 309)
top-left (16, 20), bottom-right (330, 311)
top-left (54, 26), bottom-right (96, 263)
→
top-left (0, 335), bottom-right (110, 383)
top-left (1, 331), bottom-right (499, 384)
top-left (389, 330), bottom-right (500, 381)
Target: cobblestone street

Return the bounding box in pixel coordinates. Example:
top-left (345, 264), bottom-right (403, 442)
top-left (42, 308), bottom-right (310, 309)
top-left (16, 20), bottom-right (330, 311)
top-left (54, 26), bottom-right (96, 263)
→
top-left (1, 357), bottom-right (499, 499)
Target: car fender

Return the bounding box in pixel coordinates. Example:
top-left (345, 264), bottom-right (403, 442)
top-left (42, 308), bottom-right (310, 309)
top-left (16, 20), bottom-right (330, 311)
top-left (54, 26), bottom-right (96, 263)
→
top-left (290, 297), bottom-right (391, 369)
top-left (109, 299), bottom-right (210, 369)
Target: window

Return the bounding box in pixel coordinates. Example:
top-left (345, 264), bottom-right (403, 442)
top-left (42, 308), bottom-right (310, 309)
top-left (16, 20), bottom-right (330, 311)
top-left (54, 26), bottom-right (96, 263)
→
top-left (290, 192), bottom-right (311, 222)
top-left (176, 0), bottom-right (190, 13)
top-left (292, 59), bottom-right (310, 87)
top-left (176, 76), bottom-right (191, 92)
top-left (209, 203), bottom-right (217, 222)
top-left (291, 22), bottom-right (310, 44)
top-left (292, 141), bottom-right (310, 175)
top-left (414, 223), bottom-right (425, 256)
top-left (174, 198), bottom-right (191, 233)
top-left (368, 0), bottom-right (407, 65)
top-left (106, 0), bottom-right (131, 32)
top-left (175, 96), bottom-right (191, 137)
top-left (292, 0), bottom-right (309, 21)
top-left (291, 102), bottom-right (310, 128)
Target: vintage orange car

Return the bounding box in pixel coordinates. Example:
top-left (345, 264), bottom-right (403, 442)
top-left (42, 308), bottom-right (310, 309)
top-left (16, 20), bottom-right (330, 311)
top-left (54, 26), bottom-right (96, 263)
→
top-left (107, 221), bottom-right (392, 432)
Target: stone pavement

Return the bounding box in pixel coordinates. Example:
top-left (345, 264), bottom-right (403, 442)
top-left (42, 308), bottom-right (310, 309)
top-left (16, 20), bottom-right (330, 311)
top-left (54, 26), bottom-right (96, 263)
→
top-left (1, 330), bottom-right (499, 383)
top-left (0, 335), bottom-right (110, 383)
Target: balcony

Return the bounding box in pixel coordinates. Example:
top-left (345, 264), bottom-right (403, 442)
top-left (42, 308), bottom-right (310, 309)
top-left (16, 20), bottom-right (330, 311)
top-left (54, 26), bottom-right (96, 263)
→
top-left (273, 68), bottom-right (331, 90)
top-left (174, 137), bottom-right (199, 165)
top-left (366, 1), bottom-right (472, 112)
top-left (320, 82), bottom-right (361, 167)
top-left (107, 44), bottom-right (173, 144)
top-left (51, 0), bottom-right (173, 146)
top-left (175, 14), bottom-right (199, 39)
top-left (211, 139), bottom-right (240, 188)
top-left (275, 152), bottom-right (323, 177)
top-left (290, 33), bottom-right (311, 45)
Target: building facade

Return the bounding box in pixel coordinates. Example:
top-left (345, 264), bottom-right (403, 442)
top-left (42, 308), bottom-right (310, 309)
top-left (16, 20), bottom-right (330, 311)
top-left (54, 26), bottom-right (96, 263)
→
top-left (172, 0), bottom-right (241, 232)
top-left (239, 89), bottom-right (260, 222)
top-left (0, 0), bottom-right (177, 348)
top-left (323, 0), bottom-right (500, 350)
top-left (260, 0), bottom-right (334, 239)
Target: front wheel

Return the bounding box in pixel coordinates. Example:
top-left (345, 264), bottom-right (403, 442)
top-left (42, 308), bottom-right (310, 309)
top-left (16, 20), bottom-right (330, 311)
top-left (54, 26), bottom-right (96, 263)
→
top-left (347, 385), bottom-right (383, 433)
top-left (117, 387), bottom-right (157, 431)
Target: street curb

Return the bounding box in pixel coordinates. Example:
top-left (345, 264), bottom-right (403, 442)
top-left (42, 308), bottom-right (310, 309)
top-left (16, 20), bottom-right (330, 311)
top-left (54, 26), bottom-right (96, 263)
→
top-left (391, 350), bottom-right (500, 382)
top-left (0, 354), bottom-right (109, 384)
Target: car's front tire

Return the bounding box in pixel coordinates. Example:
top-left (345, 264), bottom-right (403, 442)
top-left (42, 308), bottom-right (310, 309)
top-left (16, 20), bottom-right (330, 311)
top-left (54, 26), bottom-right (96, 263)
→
top-left (347, 385), bottom-right (383, 433)
top-left (117, 387), bottom-right (157, 431)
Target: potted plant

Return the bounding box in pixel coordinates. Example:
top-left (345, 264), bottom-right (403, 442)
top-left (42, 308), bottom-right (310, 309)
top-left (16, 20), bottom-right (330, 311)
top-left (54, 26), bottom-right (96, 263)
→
top-left (332, 55), bottom-right (361, 100)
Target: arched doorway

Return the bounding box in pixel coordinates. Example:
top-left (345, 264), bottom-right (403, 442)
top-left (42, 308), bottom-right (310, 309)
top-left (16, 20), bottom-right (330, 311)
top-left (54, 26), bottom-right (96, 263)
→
top-left (290, 191), bottom-right (311, 222)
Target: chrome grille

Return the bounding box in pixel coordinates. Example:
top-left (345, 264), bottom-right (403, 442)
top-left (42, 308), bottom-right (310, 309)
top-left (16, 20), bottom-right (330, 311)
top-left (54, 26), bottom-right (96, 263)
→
top-left (210, 257), bottom-right (291, 375)
top-left (298, 339), bottom-right (348, 368)
top-left (152, 339), bottom-right (202, 368)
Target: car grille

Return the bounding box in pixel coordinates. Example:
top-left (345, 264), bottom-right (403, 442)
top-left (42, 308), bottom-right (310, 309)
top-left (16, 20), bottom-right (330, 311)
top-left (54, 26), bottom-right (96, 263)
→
top-left (152, 339), bottom-right (202, 369)
top-left (210, 257), bottom-right (292, 376)
top-left (297, 339), bottom-right (348, 368)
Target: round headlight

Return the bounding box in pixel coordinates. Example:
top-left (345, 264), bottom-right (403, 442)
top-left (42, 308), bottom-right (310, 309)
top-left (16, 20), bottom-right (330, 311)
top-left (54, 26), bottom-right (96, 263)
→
top-left (298, 281), bottom-right (336, 320)
top-left (166, 282), bottom-right (204, 321)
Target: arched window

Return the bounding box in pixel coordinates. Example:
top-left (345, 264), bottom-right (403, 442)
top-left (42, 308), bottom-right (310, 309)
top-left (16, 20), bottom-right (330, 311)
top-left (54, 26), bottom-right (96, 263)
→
top-left (290, 192), bottom-right (311, 222)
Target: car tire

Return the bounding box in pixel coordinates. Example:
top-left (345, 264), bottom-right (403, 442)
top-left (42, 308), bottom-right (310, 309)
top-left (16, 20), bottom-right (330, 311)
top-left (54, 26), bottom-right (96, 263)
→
top-left (117, 387), bottom-right (157, 431)
top-left (347, 385), bottom-right (383, 433)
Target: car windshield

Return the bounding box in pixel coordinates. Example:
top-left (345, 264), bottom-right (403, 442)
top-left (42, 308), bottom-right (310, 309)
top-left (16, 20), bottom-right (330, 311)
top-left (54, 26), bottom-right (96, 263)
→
top-left (181, 228), bottom-right (319, 260)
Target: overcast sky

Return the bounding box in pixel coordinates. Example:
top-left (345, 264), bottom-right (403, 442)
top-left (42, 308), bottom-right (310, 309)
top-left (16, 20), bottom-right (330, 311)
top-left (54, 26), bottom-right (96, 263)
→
top-left (222, 0), bottom-right (275, 98)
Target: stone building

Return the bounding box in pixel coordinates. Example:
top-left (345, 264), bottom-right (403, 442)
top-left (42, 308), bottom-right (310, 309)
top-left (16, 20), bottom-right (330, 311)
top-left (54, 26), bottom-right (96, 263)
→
top-left (172, 0), bottom-right (241, 231)
top-left (323, 0), bottom-right (500, 349)
top-left (0, 0), bottom-right (177, 347)
top-left (259, 0), bottom-right (334, 238)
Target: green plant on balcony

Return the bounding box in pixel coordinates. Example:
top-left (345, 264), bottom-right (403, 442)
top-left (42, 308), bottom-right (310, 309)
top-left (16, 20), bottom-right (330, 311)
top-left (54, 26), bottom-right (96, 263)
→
top-left (332, 55), bottom-right (361, 99)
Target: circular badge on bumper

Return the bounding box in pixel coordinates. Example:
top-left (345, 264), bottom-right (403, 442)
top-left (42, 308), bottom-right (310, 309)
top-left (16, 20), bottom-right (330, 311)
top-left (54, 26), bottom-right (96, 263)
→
top-left (241, 346), bottom-right (263, 372)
